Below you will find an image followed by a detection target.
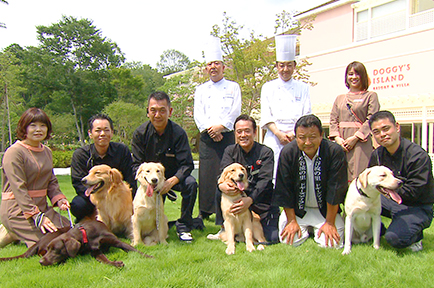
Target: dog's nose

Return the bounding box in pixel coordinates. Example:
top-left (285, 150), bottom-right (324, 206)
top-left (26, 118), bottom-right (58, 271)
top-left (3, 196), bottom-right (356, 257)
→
top-left (238, 173), bottom-right (244, 179)
top-left (151, 178), bottom-right (158, 184)
top-left (81, 179), bottom-right (87, 185)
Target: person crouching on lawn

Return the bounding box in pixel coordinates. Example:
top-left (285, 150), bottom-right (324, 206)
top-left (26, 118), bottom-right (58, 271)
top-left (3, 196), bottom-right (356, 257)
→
top-left (273, 114), bottom-right (348, 248)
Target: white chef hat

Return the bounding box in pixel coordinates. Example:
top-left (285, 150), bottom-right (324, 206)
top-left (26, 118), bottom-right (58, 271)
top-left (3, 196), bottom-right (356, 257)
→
top-left (275, 34), bottom-right (297, 62)
top-left (205, 36), bottom-right (223, 63)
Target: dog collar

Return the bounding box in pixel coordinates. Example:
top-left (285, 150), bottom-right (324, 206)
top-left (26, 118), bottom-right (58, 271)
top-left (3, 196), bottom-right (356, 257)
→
top-left (355, 177), bottom-right (370, 198)
top-left (78, 227), bottom-right (88, 244)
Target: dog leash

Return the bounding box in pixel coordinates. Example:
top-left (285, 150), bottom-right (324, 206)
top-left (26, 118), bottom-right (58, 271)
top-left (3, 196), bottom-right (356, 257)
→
top-left (67, 208), bottom-right (74, 228)
top-left (156, 193), bottom-right (160, 231)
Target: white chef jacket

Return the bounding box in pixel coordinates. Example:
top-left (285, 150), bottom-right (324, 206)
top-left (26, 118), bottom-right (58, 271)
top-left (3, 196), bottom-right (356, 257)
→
top-left (260, 77), bottom-right (311, 174)
top-left (194, 78), bottom-right (241, 132)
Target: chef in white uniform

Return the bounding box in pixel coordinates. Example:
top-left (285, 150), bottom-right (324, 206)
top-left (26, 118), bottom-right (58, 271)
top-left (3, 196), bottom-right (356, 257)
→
top-left (260, 34), bottom-right (311, 175)
top-left (194, 36), bottom-right (241, 219)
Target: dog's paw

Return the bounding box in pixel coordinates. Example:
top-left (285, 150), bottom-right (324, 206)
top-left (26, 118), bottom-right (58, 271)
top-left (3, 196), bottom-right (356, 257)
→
top-left (225, 247), bottom-right (235, 255)
top-left (160, 240), bottom-right (168, 245)
top-left (373, 244), bottom-right (380, 250)
top-left (246, 244), bottom-right (255, 252)
top-left (257, 244), bottom-right (265, 251)
top-left (342, 248), bottom-right (351, 255)
top-left (113, 261), bottom-right (125, 268)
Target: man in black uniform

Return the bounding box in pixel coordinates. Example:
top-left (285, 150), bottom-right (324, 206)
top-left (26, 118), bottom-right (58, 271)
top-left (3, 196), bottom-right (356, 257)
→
top-left (131, 91), bottom-right (197, 242)
top-left (70, 114), bottom-right (136, 222)
top-left (369, 110), bottom-right (434, 251)
top-left (209, 114), bottom-right (280, 243)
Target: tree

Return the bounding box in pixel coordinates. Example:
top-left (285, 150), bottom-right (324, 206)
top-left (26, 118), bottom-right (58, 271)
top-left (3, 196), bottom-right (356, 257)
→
top-left (28, 16), bottom-right (125, 145)
top-left (103, 100), bottom-right (146, 144)
top-left (0, 0), bottom-right (8, 29)
top-left (156, 49), bottom-right (191, 76)
top-left (0, 50), bottom-right (25, 151)
top-left (209, 11), bottom-right (316, 116)
top-left (123, 62), bottom-right (166, 104)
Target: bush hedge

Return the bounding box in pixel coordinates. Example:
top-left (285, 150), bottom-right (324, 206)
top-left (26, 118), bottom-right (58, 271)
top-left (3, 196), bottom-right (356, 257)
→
top-left (51, 150), bottom-right (74, 168)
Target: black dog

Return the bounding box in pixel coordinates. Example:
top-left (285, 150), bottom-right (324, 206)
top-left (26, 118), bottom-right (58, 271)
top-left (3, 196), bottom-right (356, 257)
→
top-left (0, 227), bottom-right (71, 261)
top-left (39, 218), bottom-right (153, 267)
top-left (0, 218), bottom-right (152, 267)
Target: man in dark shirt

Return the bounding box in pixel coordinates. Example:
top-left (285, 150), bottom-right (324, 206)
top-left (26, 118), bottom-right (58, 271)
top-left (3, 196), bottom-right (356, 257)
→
top-left (368, 110), bottom-right (434, 252)
top-left (70, 114), bottom-right (136, 222)
top-left (209, 114), bottom-right (280, 243)
top-left (131, 91), bottom-right (197, 242)
top-left (273, 114), bottom-right (347, 248)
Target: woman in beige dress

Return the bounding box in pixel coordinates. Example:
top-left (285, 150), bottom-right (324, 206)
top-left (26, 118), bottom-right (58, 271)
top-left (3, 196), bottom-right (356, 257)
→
top-left (0, 108), bottom-right (70, 248)
top-left (329, 61), bottom-right (380, 182)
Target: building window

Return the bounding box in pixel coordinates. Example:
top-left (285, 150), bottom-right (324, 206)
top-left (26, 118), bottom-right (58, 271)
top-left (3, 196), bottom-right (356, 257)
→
top-left (411, 0), bottom-right (434, 14)
top-left (354, 0), bottom-right (434, 41)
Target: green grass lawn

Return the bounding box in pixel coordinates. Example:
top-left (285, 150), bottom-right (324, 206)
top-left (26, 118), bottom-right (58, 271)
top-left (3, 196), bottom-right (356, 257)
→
top-left (0, 175), bottom-right (433, 287)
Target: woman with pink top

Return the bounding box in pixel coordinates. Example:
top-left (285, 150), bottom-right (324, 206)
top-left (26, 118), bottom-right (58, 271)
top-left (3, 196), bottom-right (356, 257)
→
top-left (329, 61), bottom-right (380, 182)
top-left (0, 108), bottom-right (70, 248)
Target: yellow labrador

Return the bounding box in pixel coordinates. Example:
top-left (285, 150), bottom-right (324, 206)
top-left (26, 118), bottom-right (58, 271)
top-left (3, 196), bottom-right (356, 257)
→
top-left (342, 166), bottom-right (402, 255)
top-left (132, 162), bottom-right (168, 246)
top-left (218, 163), bottom-right (266, 255)
top-left (82, 164), bottom-right (133, 237)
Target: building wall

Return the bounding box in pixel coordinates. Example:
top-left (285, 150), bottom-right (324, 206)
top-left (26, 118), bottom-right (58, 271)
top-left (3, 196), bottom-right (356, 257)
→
top-left (296, 0), bottom-right (434, 153)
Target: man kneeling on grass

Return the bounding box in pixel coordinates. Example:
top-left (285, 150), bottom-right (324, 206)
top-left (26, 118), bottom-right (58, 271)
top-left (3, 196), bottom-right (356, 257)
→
top-left (273, 114), bottom-right (348, 248)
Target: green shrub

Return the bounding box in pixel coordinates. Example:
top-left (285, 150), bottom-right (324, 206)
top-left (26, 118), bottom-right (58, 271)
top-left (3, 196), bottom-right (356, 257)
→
top-left (52, 150), bottom-right (74, 168)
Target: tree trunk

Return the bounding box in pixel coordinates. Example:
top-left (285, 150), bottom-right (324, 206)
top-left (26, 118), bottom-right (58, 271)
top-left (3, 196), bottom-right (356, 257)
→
top-left (71, 98), bottom-right (84, 146)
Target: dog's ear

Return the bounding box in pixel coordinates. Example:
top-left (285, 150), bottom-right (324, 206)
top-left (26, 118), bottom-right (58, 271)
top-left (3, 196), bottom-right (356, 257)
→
top-left (110, 168), bottom-right (123, 184)
top-left (218, 166), bottom-right (230, 184)
top-left (157, 163), bottom-right (165, 174)
top-left (64, 238), bottom-right (81, 258)
top-left (136, 164), bottom-right (145, 180)
top-left (358, 168), bottom-right (371, 189)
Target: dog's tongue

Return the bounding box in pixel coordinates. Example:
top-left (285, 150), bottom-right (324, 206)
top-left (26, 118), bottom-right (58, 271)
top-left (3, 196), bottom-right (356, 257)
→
top-left (85, 184), bottom-right (98, 197)
top-left (236, 181), bottom-right (245, 191)
top-left (146, 184), bottom-right (154, 197)
top-left (385, 188), bottom-right (402, 204)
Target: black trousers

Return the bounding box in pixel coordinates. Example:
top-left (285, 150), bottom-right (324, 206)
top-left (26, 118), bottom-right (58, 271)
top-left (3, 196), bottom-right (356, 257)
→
top-left (198, 131), bottom-right (234, 215)
top-left (70, 194), bottom-right (95, 222)
top-left (171, 175), bottom-right (198, 233)
top-left (381, 195), bottom-right (433, 248)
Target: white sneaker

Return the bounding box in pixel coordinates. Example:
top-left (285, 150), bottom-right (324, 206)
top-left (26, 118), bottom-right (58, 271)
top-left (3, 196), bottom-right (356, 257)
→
top-left (207, 228), bottom-right (224, 240)
top-left (178, 232), bottom-right (193, 242)
top-left (407, 240), bottom-right (423, 252)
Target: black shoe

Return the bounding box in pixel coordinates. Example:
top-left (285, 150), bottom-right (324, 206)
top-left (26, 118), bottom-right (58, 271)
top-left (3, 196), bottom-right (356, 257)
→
top-left (167, 190), bottom-right (177, 201)
top-left (198, 211), bottom-right (211, 220)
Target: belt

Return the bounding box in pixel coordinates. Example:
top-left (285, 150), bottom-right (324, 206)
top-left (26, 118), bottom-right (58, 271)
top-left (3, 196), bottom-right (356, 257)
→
top-left (2, 189), bottom-right (47, 200)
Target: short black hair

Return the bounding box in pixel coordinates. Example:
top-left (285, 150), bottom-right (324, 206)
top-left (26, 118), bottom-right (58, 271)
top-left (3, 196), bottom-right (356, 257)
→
top-left (148, 91), bottom-right (171, 108)
top-left (234, 114), bottom-right (257, 132)
top-left (294, 114), bottom-right (323, 135)
top-left (88, 114), bottom-right (114, 131)
top-left (369, 110), bottom-right (396, 129)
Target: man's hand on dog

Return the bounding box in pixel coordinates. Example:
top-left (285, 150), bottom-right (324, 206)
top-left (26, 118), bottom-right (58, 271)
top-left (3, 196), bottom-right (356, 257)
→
top-left (218, 181), bottom-right (238, 195)
top-left (318, 221), bottom-right (340, 247)
top-left (281, 220), bottom-right (302, 245)
top-left (229, 197), bottom-right (253, 215)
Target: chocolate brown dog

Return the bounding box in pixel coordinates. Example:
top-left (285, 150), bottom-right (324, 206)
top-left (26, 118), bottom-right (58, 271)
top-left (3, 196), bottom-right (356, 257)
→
top-left (39, 218), bottom-right (153, 267)
top-left (0, 227), bottom-right (71, 261)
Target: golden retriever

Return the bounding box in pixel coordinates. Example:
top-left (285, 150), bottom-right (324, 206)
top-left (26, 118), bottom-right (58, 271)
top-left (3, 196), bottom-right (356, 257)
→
top-left (82, 164), bottom-right (133, 238)
top-left (218, 163), bottom-right (266, 255)
top-left (342, 166), bottom-right (402, 255)
top-left (132, 162), bottom-right (168, 246)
